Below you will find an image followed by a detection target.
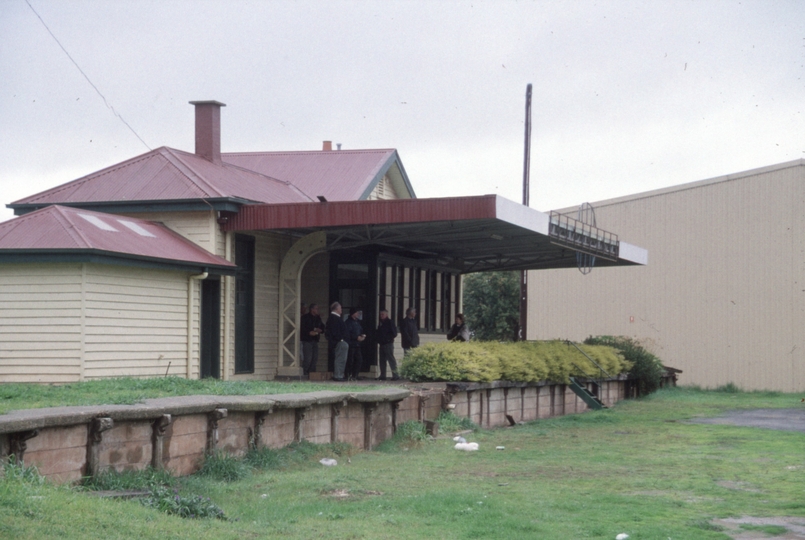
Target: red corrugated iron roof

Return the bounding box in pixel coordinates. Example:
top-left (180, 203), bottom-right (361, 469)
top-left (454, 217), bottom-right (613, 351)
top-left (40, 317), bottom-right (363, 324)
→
top-left (0, 205), bottom-right (236, 273)
top-left (222, 149), bottom-right (407, 202)
top-left (10, 147), bottom-right (410, 211)
top-left (11, 147), bottom-right (312, 208)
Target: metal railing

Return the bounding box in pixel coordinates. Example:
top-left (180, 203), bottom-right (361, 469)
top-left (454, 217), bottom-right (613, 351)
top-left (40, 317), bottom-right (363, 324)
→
top-left (566, 340), bottom-right (612, 399)
top-left (549, 211), bottom-right (619, 260)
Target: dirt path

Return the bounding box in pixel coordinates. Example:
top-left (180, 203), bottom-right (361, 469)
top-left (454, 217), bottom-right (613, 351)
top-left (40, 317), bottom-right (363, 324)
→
top-left (688, 408), bottom-right (805, 433)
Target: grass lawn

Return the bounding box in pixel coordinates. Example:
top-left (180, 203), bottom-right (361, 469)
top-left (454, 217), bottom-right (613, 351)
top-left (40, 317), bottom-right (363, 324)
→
top-left (2, 386), bottom-right (804, 539)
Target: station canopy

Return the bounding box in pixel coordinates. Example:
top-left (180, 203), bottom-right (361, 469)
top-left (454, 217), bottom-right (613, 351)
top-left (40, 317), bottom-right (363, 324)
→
top-left (222, 194), bottom-right (647, 274)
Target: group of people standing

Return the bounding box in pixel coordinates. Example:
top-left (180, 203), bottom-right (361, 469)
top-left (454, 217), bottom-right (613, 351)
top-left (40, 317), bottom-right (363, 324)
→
top-left (299, 302), bottom-right (469, 381)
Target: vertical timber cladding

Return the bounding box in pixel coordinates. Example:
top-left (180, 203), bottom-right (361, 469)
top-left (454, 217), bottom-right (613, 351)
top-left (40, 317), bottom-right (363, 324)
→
top-left (376, 259), bottom-right (461, 334)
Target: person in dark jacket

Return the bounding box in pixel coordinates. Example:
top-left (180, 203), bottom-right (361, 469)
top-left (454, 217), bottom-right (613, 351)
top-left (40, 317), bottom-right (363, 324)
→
top-left (345, 309), bottom-right (366, 380)
top-left (446, 313), bottom-right (470, 342)
top-left (400, 307), bottom-right (419, 355)
top-left (325, 302), bottom-right (349, 381)
top-left (376, 309), bottom-right (399, 380)
top-left (300, 303), bottom-right (325, 375)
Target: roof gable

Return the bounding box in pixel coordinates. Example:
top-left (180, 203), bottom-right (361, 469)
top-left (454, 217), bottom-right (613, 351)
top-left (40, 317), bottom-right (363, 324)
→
top-left (223, 149), bottom-right (416, 201)
top-left (0, 205), bottom-right (235, 273)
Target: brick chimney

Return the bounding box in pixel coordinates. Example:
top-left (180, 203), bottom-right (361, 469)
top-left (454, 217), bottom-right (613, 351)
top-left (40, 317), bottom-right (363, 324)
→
top-left (189, 100), bottom-right (226, 163)
top-left (322, 140), bottom-right (332, 151)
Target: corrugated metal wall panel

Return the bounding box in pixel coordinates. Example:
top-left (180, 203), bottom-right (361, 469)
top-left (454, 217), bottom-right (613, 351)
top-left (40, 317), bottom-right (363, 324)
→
top-left (529, 163), bottom-right (805, 392)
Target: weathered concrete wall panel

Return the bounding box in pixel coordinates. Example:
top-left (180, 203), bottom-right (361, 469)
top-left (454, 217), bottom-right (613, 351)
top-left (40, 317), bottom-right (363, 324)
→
top-left (165, 414), bottom-right (207, 476)
top-left (264, 408), bottom-right (295, 449)
top-left (304, 405), bottom-right (333, 444)
top-left (218, 412), bottom-right (252, 457)
top-left (337, 402), bottom-right (365, 449)
top-left (24, 425), bottom-right (87, 483)
top-left (100, 421), bottom-right (152, 472)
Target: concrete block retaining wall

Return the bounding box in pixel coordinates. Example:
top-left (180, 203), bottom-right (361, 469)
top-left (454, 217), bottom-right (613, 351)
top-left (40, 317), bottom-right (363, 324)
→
top-left (0, 378), bottom-right (634, 484)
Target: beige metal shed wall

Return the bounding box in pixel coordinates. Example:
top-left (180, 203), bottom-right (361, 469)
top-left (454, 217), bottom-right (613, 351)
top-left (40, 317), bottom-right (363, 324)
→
top-left (529, 161), bottom-right (805, 392)
top-left (0, 263), bottom-right (83, 383)
top-left (83, 265), bottom-right (190, 380)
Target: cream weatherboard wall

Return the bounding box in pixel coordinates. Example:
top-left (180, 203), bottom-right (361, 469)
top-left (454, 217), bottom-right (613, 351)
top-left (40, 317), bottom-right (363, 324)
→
top-left (528, 160), bottom-right (805, 392)
top-left (83, 265), bottom-right (191, 379)
top-left (241, 231), bottom-right (293, 381)
top-left (123, 210), bottom-right (224, 381)
top-left (119, 210), bottom-right (328, 381)
top-left (128, 211), bottom-right (312, 381)
top-left (0, 264), bottom-right (83, 383)
top-left (123, 210), bottom-right (220, 256)
top-left (0, 263), bottom-right (194, 383)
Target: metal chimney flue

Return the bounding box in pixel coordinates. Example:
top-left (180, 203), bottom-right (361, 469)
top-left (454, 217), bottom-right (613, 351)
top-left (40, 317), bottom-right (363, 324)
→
top-left (189, 100), bottom-right (226, 163)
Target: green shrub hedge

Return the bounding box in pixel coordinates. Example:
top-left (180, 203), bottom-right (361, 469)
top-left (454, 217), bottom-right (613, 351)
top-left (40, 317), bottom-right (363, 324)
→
top-left (399, 340), bottom-right (631, 383)
top-left (583, 335), bottom-right (665, 395)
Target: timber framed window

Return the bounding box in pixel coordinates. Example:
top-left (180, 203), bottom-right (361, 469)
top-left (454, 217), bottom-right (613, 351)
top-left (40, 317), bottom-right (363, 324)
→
top-left (234, 234), bottom-right (255, 374)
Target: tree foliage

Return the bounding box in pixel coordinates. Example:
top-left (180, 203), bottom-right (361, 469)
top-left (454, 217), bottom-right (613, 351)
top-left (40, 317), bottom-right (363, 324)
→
top-left (462, 271), bottom-right (520, 341)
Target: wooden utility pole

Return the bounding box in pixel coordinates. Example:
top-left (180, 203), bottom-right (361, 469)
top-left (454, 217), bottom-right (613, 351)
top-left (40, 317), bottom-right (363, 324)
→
top-left (519, 84), bottom-right (532, 341)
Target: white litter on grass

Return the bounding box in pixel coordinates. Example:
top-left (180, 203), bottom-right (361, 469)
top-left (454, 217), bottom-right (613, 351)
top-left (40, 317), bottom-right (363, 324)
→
top-left (260, 494), bottom-right (268, 499)
top-left (616, 534), bottom-right (629, 540)
top-left (454, 442), bottom-right (479, 451)
top-left (319, 458), bottom-right (338, 466)
top-left (496, 446), bottom-right (505, 450)
top-left (453, 436), bottom-right (467, 443)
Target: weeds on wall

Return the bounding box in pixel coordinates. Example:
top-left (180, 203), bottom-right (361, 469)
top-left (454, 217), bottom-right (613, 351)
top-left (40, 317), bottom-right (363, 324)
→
top-left (245, 440), bottom-right (352, 471)
top-left (2, 455), bottom-right (43, 485)
top-left (435, 410), bottom-right (478, 433)
top-left (375, 421), bottom-right (430, 452)
top-left (196, 451), bottom-right (253, 483)
top-left (399, 340), bottom-right (629, 383)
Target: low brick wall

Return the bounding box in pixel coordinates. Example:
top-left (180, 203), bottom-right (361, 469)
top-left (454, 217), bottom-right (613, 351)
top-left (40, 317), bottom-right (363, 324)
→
top-left (0, 377), bottom-right (639, 484)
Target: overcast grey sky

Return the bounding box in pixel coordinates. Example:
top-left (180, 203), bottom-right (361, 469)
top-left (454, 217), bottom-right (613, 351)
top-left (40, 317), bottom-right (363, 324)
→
top-left (1, 0), bottom-right (803, 223)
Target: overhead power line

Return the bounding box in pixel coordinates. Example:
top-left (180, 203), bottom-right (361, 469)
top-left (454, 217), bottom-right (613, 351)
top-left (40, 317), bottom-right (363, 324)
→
top-left (24, 0), bottom-right (151, 151)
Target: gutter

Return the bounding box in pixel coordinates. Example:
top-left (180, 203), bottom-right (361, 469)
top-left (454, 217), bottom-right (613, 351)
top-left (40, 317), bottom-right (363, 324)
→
top-left (187, 271), bottom-right (209, 379)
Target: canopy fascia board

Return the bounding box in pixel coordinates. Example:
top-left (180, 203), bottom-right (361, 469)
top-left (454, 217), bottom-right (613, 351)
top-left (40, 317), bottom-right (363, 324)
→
top-left (222, 195), bottom-right (647, 272)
